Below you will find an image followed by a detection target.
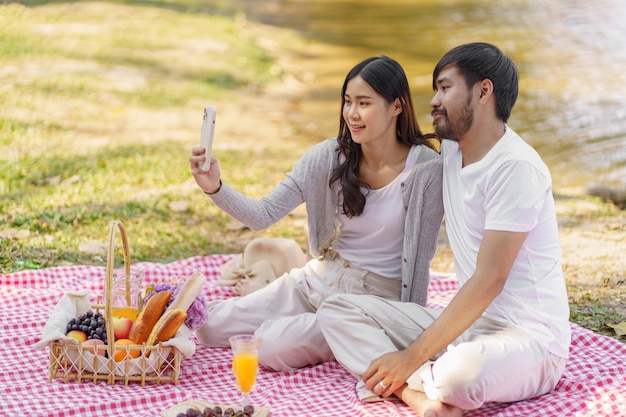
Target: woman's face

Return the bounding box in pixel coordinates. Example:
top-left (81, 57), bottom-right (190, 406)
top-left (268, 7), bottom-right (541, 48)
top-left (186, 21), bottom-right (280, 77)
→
top-left (342, 75), bottom-right (400, 146)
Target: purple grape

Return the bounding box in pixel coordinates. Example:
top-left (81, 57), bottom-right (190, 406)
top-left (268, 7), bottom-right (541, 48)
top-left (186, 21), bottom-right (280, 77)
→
top-left (186, 408), bottom-right (201, 417)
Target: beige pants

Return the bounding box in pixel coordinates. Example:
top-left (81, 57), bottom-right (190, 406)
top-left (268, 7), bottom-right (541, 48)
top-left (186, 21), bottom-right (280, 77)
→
top-left (196, 256), bottom-right (401, 371)
top-left (318, 294), bottom-right (567, 410)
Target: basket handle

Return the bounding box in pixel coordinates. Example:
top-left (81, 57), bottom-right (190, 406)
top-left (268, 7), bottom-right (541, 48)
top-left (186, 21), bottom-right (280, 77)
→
top-left (103, 220), bottom-right (131, 378)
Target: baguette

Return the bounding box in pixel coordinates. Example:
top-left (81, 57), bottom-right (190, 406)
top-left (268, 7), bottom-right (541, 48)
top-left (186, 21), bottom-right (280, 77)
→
top-left (128, 290), bottom-right (171, 344)
top-left (165, 272), bottom-right (206, 314)
top-left (146, 308), bottom-right (187, 346)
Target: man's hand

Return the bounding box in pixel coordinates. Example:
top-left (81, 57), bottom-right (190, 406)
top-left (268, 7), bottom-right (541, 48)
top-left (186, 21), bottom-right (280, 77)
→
top-left (363, 349), bottom-right (421, 397)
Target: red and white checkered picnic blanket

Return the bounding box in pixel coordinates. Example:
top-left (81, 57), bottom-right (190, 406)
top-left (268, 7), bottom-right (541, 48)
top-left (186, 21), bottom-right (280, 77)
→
top-left (1, 255), bottom-right (624, 416)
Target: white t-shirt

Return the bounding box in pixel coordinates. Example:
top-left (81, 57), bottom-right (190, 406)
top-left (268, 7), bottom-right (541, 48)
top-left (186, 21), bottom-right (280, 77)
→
top-left (333, 145), bottom-right (421, 279)
top-left (442, 127), bottom-right (571, 358)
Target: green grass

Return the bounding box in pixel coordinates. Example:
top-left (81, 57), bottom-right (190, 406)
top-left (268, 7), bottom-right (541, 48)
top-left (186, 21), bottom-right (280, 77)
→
top-left (0, 1), bottom-right (305, 272)
top-left (570, 300), bottom-right (625, 341)
top-left (570, 302), bottom-right (622, 335)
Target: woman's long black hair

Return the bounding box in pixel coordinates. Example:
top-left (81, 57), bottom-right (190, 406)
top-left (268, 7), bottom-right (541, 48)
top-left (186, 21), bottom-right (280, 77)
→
top-left (330, 55), bottom-right (439, 218)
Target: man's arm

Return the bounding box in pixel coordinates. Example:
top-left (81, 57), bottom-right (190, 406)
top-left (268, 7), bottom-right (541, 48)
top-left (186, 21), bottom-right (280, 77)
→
top-left (363, 229), bottom-right (529, 395)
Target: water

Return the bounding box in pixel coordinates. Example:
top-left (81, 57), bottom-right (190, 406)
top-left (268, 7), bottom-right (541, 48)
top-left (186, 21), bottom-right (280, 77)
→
top-left (231, 0), bottom-right (626, 190)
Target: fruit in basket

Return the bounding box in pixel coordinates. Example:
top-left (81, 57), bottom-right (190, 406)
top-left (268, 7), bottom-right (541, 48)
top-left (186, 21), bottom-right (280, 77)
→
top-left (112, 315), bottom-right (133, 340)
top-left (113, 338), bottom-right (141, 362)
top-left (83, 338), bottom-right (106, 356)
top-left (66, 311), bottom-right (108, 343)
top-left (66, 330), bottom-right (88, 342)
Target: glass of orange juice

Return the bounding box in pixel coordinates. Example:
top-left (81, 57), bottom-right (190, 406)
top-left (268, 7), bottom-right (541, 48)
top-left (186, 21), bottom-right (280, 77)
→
top-left (228, 335), bottom-right (261, 406)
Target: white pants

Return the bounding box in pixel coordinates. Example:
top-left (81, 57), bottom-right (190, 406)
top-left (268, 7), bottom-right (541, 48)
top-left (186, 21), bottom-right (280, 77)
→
top-left (317, 294), bottom-right (567, 410)
top-left (195, 256), bottom-right (401, 371)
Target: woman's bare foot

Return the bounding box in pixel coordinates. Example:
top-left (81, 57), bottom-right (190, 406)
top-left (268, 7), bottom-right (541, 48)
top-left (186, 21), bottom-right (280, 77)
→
top-left (397, 386), bottom-right (464, 417)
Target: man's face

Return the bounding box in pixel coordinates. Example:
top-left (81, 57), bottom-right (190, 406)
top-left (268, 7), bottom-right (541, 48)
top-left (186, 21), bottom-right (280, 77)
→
top-left (430, 66), bottom-right (474, 141)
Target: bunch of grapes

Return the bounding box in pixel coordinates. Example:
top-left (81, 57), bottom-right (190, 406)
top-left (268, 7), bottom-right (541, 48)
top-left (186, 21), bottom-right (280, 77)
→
top-left (177, 405), bottom-right (255, 417)
top-left (66, 310), bottom-right (108, 344)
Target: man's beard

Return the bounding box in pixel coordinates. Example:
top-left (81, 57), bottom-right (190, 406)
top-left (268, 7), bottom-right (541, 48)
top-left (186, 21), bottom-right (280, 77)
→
top-left (433, 92), bottom-right (474, 140)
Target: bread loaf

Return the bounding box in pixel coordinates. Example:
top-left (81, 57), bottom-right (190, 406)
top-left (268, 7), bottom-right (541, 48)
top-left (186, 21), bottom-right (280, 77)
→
top-left (146, 308), bottom-right (187, 346)
top-left (128, 290), bottom-right (171, 344)
top-left (165, 272), bottom-right (206, 314)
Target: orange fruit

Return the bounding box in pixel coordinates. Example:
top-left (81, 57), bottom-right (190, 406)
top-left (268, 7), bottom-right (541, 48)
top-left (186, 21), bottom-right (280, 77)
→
top-left (111, 307), bottom-right (140, 321)
top-left (113, 339), bottom-right (141, 362)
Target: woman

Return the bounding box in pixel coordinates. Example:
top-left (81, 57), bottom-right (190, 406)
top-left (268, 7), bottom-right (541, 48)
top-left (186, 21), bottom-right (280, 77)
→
top-left (189, 56), bottom-right (443, 372)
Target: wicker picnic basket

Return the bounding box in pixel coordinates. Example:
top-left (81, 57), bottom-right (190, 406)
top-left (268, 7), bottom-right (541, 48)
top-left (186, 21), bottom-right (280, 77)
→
top-left (48, 220), bottom-right (183, 385)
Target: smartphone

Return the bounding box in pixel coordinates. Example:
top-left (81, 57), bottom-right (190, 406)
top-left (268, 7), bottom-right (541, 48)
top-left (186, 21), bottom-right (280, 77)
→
top-left (199, 106), bottom-right (216, 171)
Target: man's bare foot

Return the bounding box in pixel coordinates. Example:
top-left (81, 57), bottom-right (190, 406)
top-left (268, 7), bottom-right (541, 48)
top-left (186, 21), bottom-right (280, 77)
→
top-left (232, 280), bottom-right (244, 296)
top-left (397, 386), bottom-right (464, 417)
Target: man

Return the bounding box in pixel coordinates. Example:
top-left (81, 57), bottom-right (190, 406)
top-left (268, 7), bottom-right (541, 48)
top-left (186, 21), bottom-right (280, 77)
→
top-left (317, 42), bottom-right (571, 417)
